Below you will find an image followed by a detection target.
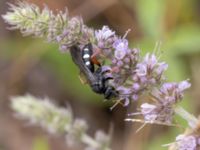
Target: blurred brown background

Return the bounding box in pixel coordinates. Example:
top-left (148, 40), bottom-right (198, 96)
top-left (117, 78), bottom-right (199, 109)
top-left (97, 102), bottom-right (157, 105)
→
top-left (1, 0), bottom-right (200, 150)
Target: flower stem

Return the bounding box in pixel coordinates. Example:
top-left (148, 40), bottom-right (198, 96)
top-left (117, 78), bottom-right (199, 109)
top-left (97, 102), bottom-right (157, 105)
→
top-left (174, 106), bottom-right (198, 129)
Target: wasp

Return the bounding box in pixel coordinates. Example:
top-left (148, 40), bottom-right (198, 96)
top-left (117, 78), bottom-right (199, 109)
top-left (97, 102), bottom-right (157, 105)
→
top-left (70, 43), bottom-right (119, 100)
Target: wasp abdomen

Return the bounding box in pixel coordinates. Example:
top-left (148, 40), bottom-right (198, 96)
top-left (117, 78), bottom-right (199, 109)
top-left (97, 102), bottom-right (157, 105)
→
top-left (81, 43), bottom-right (94, 72)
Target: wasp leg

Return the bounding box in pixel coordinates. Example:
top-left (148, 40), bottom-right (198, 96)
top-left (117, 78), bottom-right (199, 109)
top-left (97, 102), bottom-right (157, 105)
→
top-left (78, 72), bottom-right (88, 85)
top-left (110, 99), bottom-right (123, 110)
top-left (91, 47), bottom-right (101, 59)
top-left (104, 86), bottom-right (119, 99)
top-left (102, 76), bottom-right (113, 83)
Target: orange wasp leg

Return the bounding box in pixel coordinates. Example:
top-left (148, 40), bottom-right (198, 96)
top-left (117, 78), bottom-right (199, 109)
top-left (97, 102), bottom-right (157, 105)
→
top-left (91, 47), bottom-right (102, 66)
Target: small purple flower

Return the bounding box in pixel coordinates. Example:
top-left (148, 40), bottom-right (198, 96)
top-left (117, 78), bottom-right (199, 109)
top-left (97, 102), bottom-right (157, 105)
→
top-left (113, 39), bottom-right (129, 60)
top-left (56, 35), bottom-right (63, 42)
top-left (176, 135), bottom-right (197, 150)
top-left (178, 80), bottom-right (191, 91)
top-left (131, 94), bottom-right (138, 101)
top-left (132, 53), bottom-right (168, 92)
top-left (132, 83), bottom-right (140, 91)
top-left (95, 26), bottom-right (117, 57)
top-left (160, 82), bottom-right (175, 93)
top-left (136, 63), bottom-right (147, 76)
top-left (154, 80), bottom-right (191, 105)
top-left (114, 49), bottom-right (127, 60)
top-left (116, 86), bottom-right (132, 104)
top-left (140, 102), bottom-right (174, 124)
top-left (144, 53), bottom-right (157, 69)
top-left (141, 103), bottom-right (158, 121)
top-left (95, 26), bottom-right (115, 41)
top-left (124, 57), bottom-right (130, 63)
top-left (155, 62), bottom-right (168, 75)
top-left (60, 45), bottom-right (68, 52)
top-left (116, 60), bottom-right (124, 67)
top-left (113, 39), bottom-right (128, 51)
top-left (117, 86), bottom-right (132, 95)
top-left (138, 53), bottom-right (168, 77)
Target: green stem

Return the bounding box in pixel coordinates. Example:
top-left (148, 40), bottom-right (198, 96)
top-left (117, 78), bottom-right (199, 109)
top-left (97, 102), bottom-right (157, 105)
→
top-left (174, 106), bottom-right (198, 129)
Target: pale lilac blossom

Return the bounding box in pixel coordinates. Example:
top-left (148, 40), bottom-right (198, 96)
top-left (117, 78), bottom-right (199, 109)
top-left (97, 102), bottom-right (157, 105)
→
top-left (95, 26), bottom-right (116, 55)
top-left (175, 135), bottom-right (197, 150)
top-left (95, 26), bottom-right (115, 41)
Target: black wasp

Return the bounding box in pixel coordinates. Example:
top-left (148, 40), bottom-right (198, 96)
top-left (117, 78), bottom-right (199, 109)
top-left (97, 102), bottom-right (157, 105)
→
top-left (70, 43), bottom-right (118, 100)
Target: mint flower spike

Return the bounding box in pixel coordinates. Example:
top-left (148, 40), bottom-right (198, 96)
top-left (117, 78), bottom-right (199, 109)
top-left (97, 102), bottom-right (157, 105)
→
top-left (2, 1), bottom-right (69, 42)
top-left (126, 80), bottom-right (191, 127)
top-left (2, 1), bottom-right (96, 52)
top-left (11, 95), bottom-right (111, 150)
top-left (11, 94), bottom-right (73, 133)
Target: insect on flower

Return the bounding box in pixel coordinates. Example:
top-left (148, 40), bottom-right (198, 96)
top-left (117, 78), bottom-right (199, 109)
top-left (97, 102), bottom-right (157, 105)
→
top-left (70, 43), bottom-right (119, 100)
top-left (81, 43), bottom-right (101, 72)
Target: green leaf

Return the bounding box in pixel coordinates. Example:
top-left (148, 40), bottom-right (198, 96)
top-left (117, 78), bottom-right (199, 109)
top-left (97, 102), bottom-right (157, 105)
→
top-left (33, 137), bottom-right (49, 150)
top-left (134, 0), bottom-right (166, 38)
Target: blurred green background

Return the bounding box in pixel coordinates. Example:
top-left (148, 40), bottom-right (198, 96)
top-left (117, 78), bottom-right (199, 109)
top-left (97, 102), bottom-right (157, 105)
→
top-left (0, 0), bottom-right (200, 150)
